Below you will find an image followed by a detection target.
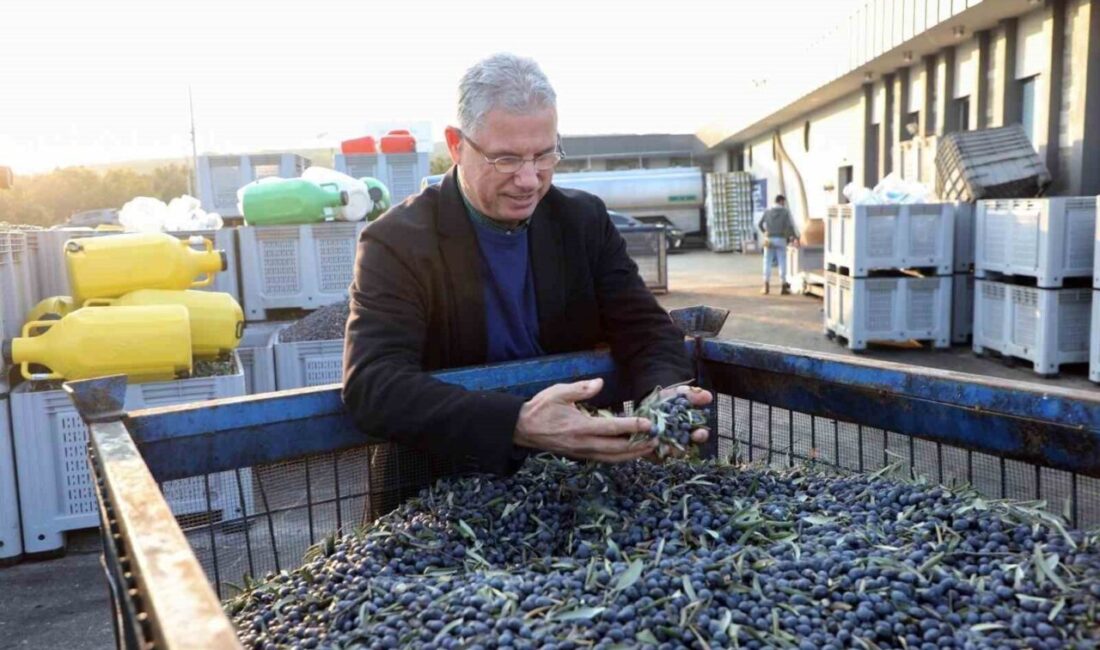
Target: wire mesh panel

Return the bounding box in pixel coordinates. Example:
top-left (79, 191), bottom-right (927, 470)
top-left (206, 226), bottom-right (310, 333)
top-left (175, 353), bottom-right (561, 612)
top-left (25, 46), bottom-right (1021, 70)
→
top-left (174, 443), bottom-right (459, 599)
top-left (710, 394), bottom-right (1100, 531)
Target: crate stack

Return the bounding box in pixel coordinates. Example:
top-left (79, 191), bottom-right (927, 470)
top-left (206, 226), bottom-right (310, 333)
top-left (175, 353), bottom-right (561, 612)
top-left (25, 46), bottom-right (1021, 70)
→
top-left (1, 229), bottom-right (252, 558)
top-left (823, 203), bottom-right (955, 351)
top-left (973, 198), bottom-right (1095, 377)
top-left (197, 153), bottom-right (309, 219)
top-left (1093, 197), bottom-right (1100, 383)
top-left (951, 202), bottom-right (976, 345)
top-left (704, 172), bottom-right (754, 253)
top-left (334, 152), bottom-right (429, 207)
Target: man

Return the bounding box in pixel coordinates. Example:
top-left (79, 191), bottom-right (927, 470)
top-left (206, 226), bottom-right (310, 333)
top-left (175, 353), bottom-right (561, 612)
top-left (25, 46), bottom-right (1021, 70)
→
top-left (342, 53), bottom-right (711, 482)
top-left (758, 194), bottom-right (797, 295)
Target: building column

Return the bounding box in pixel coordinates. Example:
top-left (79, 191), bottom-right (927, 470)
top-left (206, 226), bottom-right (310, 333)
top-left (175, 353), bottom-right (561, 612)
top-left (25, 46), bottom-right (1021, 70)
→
top-left (862, 83), bottom-right (877, 187)
top-left (1044, 0), bottom-right (1066, 184)
top-left (922, 55), bottom-right (937, 136)
top-left (999, 17), bottom-right (1022, 126)
top-left (939, 47), bottom-right (957, 134)
top-left (976, 29), bottom-right (991, 129)
top-left (882, 73), bottom-right (895, 178)
top-left (1080, 0), bottom-right (1100, 194)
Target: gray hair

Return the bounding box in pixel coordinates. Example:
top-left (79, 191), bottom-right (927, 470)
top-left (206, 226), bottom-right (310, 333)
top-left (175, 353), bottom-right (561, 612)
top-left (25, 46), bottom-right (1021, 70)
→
top-left (457, 53), bottom-right (557, 136)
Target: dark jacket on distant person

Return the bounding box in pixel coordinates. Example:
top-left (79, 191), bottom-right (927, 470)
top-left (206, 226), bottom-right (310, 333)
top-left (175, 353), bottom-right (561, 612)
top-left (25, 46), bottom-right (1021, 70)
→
top-left (342, 167), bottom-right (693, 476)
top-left (759, 206), bottom-right (797, 239)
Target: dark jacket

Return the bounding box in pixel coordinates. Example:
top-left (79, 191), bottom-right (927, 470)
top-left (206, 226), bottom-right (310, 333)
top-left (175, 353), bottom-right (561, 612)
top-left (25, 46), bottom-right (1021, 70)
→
top-left (341, 167), bottom-right (692, 475)
top-left (759, 206), bottom-right (796, 239)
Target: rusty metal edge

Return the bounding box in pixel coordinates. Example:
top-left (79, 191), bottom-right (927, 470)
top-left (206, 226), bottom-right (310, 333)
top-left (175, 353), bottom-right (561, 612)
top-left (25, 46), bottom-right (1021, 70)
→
top-left (89, 419), bottom-right (242, 650)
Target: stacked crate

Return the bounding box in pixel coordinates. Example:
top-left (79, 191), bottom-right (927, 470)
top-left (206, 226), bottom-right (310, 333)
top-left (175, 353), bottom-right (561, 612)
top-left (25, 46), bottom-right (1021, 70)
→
top-left (334, 152), bottom-right (429, 206)
top-left (951, 203), bottom-right (976, 345)
top-left (1090, 197), bottom-right (1100, 383)
top-left (973, 198), bottom-right (1095, 377)
top-left (823, 203), bottom-right (955, 351)
top-left (704, 172), bottom-right (754, 253)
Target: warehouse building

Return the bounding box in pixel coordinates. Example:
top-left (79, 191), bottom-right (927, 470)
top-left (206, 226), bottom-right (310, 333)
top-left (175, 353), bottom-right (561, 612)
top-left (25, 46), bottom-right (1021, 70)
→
top-left (699, 0), bottom-right (1100, 229)
top-left (556, 134), bottom-right (710, 173)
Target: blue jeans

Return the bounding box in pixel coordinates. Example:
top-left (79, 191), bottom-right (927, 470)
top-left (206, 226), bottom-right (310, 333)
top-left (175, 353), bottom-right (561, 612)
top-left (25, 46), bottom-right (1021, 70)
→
top-left (763, 237), bottom-right (787, 284)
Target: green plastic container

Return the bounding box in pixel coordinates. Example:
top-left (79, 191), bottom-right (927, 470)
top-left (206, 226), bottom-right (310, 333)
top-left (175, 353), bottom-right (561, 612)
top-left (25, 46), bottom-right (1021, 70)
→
top-left (360, 177), bottom-right (392, 221)
top-left (241, 179), bottom-right (349, 226)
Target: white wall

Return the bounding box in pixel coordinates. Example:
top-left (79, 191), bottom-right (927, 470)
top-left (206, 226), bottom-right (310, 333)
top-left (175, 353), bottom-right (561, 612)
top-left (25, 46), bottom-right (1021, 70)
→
top-left (954, 39), bottom-right (978, 99)
top-left (743, 93), bottom-right (863, 227)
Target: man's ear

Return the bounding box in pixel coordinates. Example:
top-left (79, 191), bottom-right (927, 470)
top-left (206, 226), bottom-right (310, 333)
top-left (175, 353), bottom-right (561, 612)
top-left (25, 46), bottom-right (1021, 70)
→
top-left (444, 127), bottom-right (463, 165)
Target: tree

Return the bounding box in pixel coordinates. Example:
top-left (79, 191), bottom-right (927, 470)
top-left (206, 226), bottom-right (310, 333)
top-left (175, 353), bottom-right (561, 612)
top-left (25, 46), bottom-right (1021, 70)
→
top-left (429, 153), bottom-right (453, 175)
top-left (0, 164), bottom-right (191, 227)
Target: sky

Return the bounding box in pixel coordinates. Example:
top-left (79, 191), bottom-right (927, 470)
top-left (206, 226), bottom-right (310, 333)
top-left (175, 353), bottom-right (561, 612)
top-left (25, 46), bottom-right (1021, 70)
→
top-left (0, 0), bottom-right (860, 173)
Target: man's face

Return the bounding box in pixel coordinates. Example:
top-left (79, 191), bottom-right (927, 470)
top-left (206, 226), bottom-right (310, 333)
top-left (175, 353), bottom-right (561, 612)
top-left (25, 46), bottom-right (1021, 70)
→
top-left (445, 107), bottom-right (558, 223)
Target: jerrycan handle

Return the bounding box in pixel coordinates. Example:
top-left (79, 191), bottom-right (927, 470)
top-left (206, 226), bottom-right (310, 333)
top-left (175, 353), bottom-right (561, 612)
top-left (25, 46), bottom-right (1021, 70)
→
top-left (189, 236), bottom-right (216, 288)
top-left (20, 319), bottom-right (62, 381)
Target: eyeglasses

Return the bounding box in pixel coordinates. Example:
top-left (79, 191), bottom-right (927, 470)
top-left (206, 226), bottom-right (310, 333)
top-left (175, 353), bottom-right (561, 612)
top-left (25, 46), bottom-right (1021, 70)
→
top-left (460, 131), bottom-right (565, 174)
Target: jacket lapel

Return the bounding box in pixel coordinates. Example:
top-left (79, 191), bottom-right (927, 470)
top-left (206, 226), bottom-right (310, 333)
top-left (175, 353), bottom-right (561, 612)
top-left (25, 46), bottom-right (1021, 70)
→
top-left (436, 168), bottom-right (487, 365)
top-left (528, 196), bottom-right (567, 352)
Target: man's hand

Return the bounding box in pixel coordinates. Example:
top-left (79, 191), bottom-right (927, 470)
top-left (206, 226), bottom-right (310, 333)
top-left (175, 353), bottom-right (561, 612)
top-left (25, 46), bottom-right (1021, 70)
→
top-left (514, 378), bottom-right (657, 463)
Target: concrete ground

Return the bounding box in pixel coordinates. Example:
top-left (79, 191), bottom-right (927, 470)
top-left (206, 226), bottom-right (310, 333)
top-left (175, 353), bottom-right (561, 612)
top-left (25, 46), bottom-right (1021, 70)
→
top-left (1, 249), bottom-right (1095, 650)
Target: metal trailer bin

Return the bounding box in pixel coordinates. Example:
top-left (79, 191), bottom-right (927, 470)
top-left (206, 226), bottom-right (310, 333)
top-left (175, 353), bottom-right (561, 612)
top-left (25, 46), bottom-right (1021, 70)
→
top-left (618, 225), bottom-right (668, 294)
top-left (71, 307), bottom-right (1100, 648)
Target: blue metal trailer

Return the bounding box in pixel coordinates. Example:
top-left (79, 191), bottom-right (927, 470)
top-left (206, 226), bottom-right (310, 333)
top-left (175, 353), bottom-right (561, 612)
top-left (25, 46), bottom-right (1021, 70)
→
top-left (70, 307), bottom-right (1100, 649)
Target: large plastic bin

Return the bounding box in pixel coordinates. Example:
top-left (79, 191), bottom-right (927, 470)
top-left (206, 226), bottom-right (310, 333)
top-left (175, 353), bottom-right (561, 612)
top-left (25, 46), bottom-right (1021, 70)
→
top-left (333, 152), bottom-right (430, 206)
top-left (79, 330), bottom-right (1100, 648)
top-left (1091, 290), bottom-right (1100, 383)
top-left (238, 222), bottom-right (366, 321)
top-left (952, 201), bottom-right (975, 273)
top-left (825, 203), bottom-right (954, 276)
top-left (973, 280), bottom-right (1092, 376)
top-left (0, 397), bottom-right (21, 560)
top-left (238, 323), bottom-right (284, 395)
top-left (619, 225), bottom-right (668, 293)
top-left (952, 273), bottom-right (974, 344)
top-left (10, 356), bottom-right (250, 554)
top-left (975, 197), bottom-right (1096, 288)
top-left (786, 244), bottom-right (825, 295)
top-left (0, 231), bottom-right (36, 340)
top-left (273, 333), bottom-right (343, 391)
top-left (197, 153), bottom-right (309, 217)
top-left (824, 272), bottom-right (951, 350)
top-left (935, 124), bottom-right (1051, 202)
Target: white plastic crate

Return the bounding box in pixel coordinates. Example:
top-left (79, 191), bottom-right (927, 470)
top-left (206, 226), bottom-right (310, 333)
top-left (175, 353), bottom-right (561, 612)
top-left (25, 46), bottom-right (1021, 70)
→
top-left (0, 398), bottom-right (21, 560)
top-left (824, 272), bottom-right (951, 350)
top-left (953, 202), bottom-right (975, 273)
top-left (197, 153), bottom-right (309, 217)
top-left (10, 358), bottom-right (251, 554)
top-left (273, 335), bottom-right (343, 390)
top-left (238, 222), bottom-right (366, 321)
top-left (334, 152), bottom-right (430, 205)
top-left (1091, 291), bottom-right (1100, 383)
top-left (0, 231), bottom-right (36, 341)
top-left (238, 323), bottom-right (284, 395)
top-left (974, 280), bottom-right (1092, 376)
top-left (952, 273), bottom-right (975, 344)
top-left (1094, 196), bottom-right (1100, 289)
top-left (786, 245), bottom-right (825, 295)
top-left (825, 203), bottom-right (955, 276)
top-left (975, 197), bottom-right (1096, 287)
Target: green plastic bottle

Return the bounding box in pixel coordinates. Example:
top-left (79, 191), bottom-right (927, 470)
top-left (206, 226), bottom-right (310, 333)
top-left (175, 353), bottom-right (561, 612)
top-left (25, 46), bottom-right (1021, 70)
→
top-left (360, 177), bottom-right (392, 221)
top-left (241, 179), bottom-right (349, 226)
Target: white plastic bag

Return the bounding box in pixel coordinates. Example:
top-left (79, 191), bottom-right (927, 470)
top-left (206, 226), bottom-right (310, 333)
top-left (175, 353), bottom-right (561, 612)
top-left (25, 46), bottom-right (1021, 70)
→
top-left (118, 197), bottom-right (169, 233)
top-left (301, 166), bottom-right (372, 222)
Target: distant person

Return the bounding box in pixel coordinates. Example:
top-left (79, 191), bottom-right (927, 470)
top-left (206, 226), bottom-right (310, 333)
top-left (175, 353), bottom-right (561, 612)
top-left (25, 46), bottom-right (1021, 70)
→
top-left (758, 195), bottom-right (797, 295)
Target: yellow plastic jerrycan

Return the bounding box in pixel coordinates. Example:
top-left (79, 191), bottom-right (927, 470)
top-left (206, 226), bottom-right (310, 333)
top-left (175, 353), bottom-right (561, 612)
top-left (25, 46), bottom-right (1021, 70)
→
top-left (3, 305), bottom-right (193, 383)
top-left (84, 290), bottom-right (244, 359)
top-left (64, 232), bottom-right (227, 304)
top-left (25, 296), bottom-right (76, 324)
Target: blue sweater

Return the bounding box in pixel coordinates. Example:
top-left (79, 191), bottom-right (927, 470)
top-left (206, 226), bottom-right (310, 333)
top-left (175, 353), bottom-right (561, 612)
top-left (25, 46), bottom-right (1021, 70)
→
top-left (469, 220), bottom-right (544, 363)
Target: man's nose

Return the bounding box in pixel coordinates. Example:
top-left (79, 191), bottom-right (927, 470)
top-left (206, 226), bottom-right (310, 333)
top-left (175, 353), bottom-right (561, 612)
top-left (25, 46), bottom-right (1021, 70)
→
top-left (513, 162), bottom-right (540, 189)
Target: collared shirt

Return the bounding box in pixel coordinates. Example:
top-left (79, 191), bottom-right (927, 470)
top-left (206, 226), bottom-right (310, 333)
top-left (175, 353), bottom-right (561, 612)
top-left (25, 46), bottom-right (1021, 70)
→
top-left (459, 183), bottom-right (531, 233)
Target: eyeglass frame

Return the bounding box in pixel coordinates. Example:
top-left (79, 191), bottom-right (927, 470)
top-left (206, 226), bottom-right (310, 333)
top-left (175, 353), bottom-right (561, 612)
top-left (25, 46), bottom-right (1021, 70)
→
top-left (458, 130), bottom-right (566, 174)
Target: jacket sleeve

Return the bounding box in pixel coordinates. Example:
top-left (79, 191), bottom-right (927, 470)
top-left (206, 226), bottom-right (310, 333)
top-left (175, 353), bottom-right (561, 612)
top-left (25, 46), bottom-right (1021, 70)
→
top-left (341, 236), bottom-right (526, 475)
top-left (590, 204), bottom-right (694, 402)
